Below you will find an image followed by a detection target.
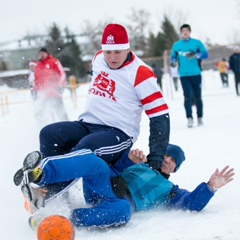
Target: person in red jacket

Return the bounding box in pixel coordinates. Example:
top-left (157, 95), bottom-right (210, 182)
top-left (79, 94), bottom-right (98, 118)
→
top-left (34, 47), bottom-right (68, 124)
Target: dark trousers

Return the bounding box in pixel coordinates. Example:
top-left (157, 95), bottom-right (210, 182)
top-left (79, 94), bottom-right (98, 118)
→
top-left (172, 77), bottom-right (178, 91)
top-left (39, 121), bottom-right (133, 164)
top-left (180, 75), bottom-right (203, 119)
top-left (157, 77), bottom-right (163, 90)
top-left (220, 73), bottom-right (229, 87)
top-left (234, 72), bottom-right (240, 95)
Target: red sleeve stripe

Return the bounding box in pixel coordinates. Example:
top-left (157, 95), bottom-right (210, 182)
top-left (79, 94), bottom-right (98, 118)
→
top-left (134, 65), bottom-right (156, 87)
top-left (141, 92), bottom-right (163, 105)
top-left (145, 104), bottom-right (169, 115)
top-left (93, 50), bottom-right (103, 61)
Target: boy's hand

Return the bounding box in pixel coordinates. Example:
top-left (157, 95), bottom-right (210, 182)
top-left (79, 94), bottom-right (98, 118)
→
top-left (128, 149), bottom-right (147, 164)
top-left (208, 166), bottom-right (234, 190)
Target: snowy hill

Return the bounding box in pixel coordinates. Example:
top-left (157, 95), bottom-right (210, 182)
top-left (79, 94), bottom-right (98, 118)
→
top-left (0, 70), bottom-right (239, 240)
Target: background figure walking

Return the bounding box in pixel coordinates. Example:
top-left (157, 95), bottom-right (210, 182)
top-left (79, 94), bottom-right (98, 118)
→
top-left (152, 63), bottom-right (163, 90)
top-left (229, 45), bottom-right (240, 96)
top-left (217, 58), bottom-right (229, 87)
top-left (68, 74), bottom-right (78, 100)
top-left (28, 60), bottom-right (37, 100)
top-left (170, 65), bottom-right (179, 91)
top-left (170, 24), bottom-right (208, 128)
top-left (34, 47), bottom-right (68, 125)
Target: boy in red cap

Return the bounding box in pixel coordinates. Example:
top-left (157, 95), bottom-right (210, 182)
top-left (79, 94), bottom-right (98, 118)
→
top-left (39, 23), bottom-right (170, 170)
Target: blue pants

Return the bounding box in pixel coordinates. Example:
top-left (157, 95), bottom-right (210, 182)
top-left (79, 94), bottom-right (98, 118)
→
top-left (39, 150), bottom-right (132, 227)
top-left (39, 121), bottom-right (132, 164)
top-left (180, 75), bottom-right (203, 119)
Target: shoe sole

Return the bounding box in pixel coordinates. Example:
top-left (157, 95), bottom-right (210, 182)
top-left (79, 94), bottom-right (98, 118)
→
top-left (13, 151), bottom-right (42, 186)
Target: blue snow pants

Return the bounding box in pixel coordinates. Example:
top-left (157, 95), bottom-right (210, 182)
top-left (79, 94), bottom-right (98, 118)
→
top-left (39, 121), bottom-right (133, 163)
top-left (180, 75), bottom-right (203, 119)
top-left (38, 149), bottom-right (132, 227)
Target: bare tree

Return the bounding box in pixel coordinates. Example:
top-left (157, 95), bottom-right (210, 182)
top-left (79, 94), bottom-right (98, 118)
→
top-left (225, 0), bottom-right (240, 44)
top-left (226, 29), bottom-right (240, 45)
top-left (125, 8), bottom-right (152, 56)
top-left (161, 7), bottom-right (188, 36)
top-left (126, 8), bottom-right (151, 36)
top-left (80, 19), bottom-right (113, 54)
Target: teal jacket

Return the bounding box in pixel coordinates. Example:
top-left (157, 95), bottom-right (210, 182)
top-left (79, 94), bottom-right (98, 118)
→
top-left (121, 164), bottom-right (174, 211)
top-left (112, 154), bottom-right (214, 212)
top-left (170, 38), bottom-right (208, 77)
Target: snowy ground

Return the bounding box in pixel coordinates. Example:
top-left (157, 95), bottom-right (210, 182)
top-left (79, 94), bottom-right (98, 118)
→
top-left (0, 70), bottom-right (239, 240)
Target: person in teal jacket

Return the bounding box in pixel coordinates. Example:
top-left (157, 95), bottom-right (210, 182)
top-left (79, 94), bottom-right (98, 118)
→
top-left (170, 24), bottom-right (208, 128)
top-left (14, 144), bottom-right (234, 229)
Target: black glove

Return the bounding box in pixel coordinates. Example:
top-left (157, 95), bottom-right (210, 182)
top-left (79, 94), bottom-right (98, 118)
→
top-left (148, 160), bottom-right (162, 170)
top-left (170, 61), bottom-right (177, 68)
top-left (185, 51), bottom-right (196, 59)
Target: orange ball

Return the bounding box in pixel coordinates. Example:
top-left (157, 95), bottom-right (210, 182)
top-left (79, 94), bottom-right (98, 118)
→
top-left (37, 215), bottom-right (75, 240)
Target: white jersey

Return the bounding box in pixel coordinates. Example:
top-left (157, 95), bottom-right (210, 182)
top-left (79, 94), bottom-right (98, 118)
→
top-left (79, 51), bottom-right (169, 143)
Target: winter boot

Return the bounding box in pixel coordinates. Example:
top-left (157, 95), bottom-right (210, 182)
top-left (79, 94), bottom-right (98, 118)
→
top-left (21, 184), bottom-right (45, 214)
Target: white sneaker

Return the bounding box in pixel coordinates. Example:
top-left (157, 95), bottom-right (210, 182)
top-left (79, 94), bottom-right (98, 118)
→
top-left (198, 118), bottom-right (203, 126)
top-left (187, 118), bottom-right (193, 128)
top-left (21, 184), bottom-right (44, 214)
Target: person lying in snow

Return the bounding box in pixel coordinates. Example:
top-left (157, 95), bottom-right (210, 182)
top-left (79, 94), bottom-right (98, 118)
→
top-left (14, 144), bottom-right (234, 229)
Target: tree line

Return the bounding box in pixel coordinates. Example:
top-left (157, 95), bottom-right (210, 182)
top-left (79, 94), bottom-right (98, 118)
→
top-left (46, 12), bottom-right (180, 78)
top-left (0, 8), bottom-right (183, 78)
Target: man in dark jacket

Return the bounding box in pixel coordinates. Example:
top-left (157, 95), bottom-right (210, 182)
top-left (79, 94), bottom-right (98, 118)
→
top-left (14, 144), bottom-right (234, 229)
top-left (229, 45), bottom-right (240, 96)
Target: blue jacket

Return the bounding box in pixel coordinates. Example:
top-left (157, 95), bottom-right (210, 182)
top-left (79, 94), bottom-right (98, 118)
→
top-left (170, 38), bottom-right (208, 77)
top-left (168, 183), bottom-right (214, 211)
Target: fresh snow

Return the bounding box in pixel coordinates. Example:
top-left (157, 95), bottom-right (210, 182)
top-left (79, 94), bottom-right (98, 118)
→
top-left (0, 70), bottom-right (239, 240)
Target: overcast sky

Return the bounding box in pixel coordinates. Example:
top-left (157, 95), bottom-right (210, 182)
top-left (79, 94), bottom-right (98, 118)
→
top-left (1, 0), bottom-right (240, 45)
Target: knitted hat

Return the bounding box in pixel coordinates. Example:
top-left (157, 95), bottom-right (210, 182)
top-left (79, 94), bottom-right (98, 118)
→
top-left (180, 24), bottom-right (191, 32)
top-left (234, 45), bottom-right (240, 51)
top-left (39, 47), bottom-right (49, 54)
top-left (101, 24), bottom-right (130, 50)
top-left (166, 144), bottom-right (185, 172)
top-left (29, 60), bottom-right (37, 66)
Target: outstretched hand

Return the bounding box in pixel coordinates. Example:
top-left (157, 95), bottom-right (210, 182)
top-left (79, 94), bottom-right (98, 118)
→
top-left (208, 166), bottom-right (235, 190)
top-left (128, 149), bottom-right (147, 164)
